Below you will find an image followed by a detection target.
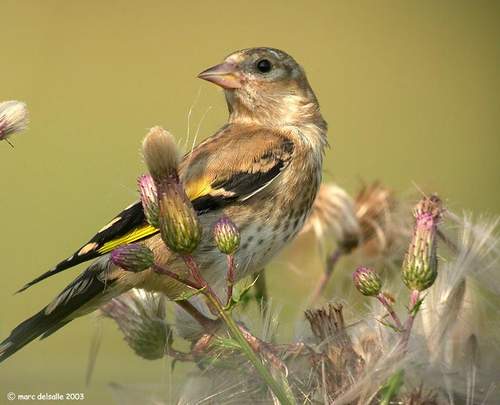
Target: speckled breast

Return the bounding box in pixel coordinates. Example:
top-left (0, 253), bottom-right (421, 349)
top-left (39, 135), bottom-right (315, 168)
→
top-left (231, 158), bottom-right (322, 276)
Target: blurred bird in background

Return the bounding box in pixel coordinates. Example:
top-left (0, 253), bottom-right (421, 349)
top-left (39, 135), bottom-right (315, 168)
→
top-left (0, 47), bottom-right (328, 362)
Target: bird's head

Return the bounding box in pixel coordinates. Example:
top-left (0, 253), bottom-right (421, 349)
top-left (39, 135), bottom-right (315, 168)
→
top-left (198, 47), bottom-right (322, 125)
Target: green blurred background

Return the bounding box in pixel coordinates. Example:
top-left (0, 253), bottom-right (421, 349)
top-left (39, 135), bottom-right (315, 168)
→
top-left (1, 1), bottom-right (499, 403)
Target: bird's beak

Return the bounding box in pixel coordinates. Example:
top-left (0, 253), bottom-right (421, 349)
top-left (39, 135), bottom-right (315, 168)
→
top-left (197, 62), bottom-right (242, 89)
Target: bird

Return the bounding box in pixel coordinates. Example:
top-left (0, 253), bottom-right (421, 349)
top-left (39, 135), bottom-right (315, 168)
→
top-left (0, 47), bottom-right (328, 362)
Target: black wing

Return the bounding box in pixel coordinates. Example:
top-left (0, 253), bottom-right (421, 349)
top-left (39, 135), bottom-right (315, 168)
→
top-left (191, 139), bottom-right (294, 213)
top-left (19, 137), bottom-right (294, 292)
top-left (18, 202), bottom-right (147, 292)
top-left (1, 265), bottom-right (115, 362)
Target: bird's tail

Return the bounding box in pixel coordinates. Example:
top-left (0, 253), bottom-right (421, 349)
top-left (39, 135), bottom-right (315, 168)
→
top-left (0, 259), bottom-right (121, 363)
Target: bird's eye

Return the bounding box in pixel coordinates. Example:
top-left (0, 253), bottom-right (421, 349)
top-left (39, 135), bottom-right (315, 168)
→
top-left (256, 59), bottom-right (272, 73)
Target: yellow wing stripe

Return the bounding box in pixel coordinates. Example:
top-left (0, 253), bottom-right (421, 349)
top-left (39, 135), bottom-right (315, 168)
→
top-left (97, 224), bottom-right (158, 254)
top-left (185, 179), bottom-right (213, 201)
top-left (96, 180), bottom-right (214, 255)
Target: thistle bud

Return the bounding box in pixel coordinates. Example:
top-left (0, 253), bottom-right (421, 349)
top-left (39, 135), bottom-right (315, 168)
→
top-left (353, 266), bottom-right (382, 296)
top-left (111, 243), bottom-right (154, 272)
top-left (138, 174), bottom-right (159, 228)
top-left (101, 289), bottom-right (170, 360)
top-left (157, 181), bottom-right (202, 254)
top-left (0, 100), bottom-right (29, 143)
top-left (402, 195), bottom-right (443, 291)
top-left (142, 126), bottom-right (179, 182)
top-left (213, 216), bottom-right (240, 255)
top-left (141, 126), bottom-right (202, 254)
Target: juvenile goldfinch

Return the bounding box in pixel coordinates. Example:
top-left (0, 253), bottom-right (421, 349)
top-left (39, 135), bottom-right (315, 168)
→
top-left (0, 47), bottom-right (328, 362)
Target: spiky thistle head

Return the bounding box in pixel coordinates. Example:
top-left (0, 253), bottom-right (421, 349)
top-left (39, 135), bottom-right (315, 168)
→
top-left (402, 195), bottom-right (443, 291)
top-left (138, 174), bottom-right (159, 228)
top-left (110, 243), bottom-right (155, 272)
top-left (156, 180), bottom-right (202, 254)
top-left (100, 289), bottom-right (170, 360)
top-left (353, 266), bottom-right (382, 296)
top-left (213, 216), bottom-right (240, 255)
top-left (141, 126), bottom-right (202, 254)
top-left (0, 100), bottom-right (29, 143)
top-left (142, 126), bottom-right (179, 182)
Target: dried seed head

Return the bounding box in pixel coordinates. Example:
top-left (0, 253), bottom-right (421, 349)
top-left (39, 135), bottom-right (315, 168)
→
top-left (110, 243), bottom-right (155, 272)
top-left (402, 195), bottom-right (443, 291)
top-left (138, 174), bottom-right (159, 228)
top-left (213, 216), bottom-right (240, 255)
top-left (353, 266), bottom-right (382, 296)
top-left (305, 303), bottom-right (346, 342)
top-left (301, 181), bottom-right (403, 259)
top-left (301, 183), bottom-right (361, 252)
top-left (142, 126), bottom-right (179, 181)
top-left (355, 182), bottom-right (397, 252)
top-left (101, 289), bottom-right (170, 360)
top-left (157, 180), bottom-right (202, 255)
top-left (0, 100), bottom-right (29, 142)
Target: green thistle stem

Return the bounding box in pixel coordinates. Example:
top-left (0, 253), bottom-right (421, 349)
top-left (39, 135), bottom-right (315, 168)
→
top-left (182, 254), bottom-right (294, 405)
top-left (400, 289), bottom-right (420, 350)
top-left (226, 255), bottom-right (235, 306)
top-left (182, 255), bottom-right (219, 299)
top-left (205, 292), bottom-right (294, 405)
top-left (152, 264), bottom-right (202, 291)
top-left (376, 293), bottom-right (403, 331)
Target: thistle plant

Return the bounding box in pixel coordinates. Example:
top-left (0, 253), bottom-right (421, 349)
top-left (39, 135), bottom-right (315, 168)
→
top-left (2, 80), bottom-right (495, 405)
top-left (352, 195), bottom-right (443, 352)
top-left (353, 266), bottom-right (403, 330)
top-left (142, 127), bottom-right (202, 256)
top-left (213, 216), bottom-right (240, 304)
top-left (110, 243), bottom-right (155, 273)
top-left (117, 125), bottom-right (295, 404)
top-left (138, 174), bottom-right (160, 228)
top-left (213, 216), bottom-right (240, 255)
top-left (400, 195), bottom-right (443, 348)
top-left (101, 183), bottom-right (500, 404)
top-left (156, 178), bottom-right (202, 256)
top-left (307, 182), bottom-right (404, 303)
top-left (0, 100), bottom-right (29, 146)
top-left (352, 266), bottom-right (382, 296)
top-left (402, 195), bottom-right (442, 292)
top-left (98, 127), bottom-right (499, 404)
top-left (101, 289), bottom-right (170, 360)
